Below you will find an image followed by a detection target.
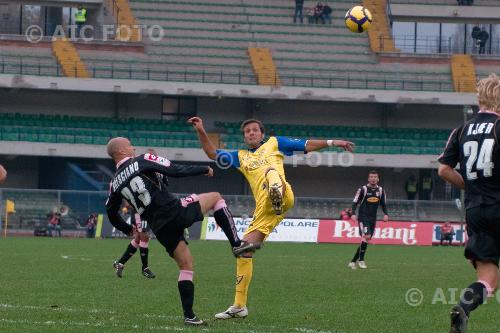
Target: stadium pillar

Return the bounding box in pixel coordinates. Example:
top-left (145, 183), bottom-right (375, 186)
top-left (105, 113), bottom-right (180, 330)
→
top-left (46, 7), bottom-right (63, 36)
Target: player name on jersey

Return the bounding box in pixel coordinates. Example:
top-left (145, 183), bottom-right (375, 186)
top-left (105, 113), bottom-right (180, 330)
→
top-left (466, 122), bottom-right (494, 136)
top-left (111, 161), bottom-right (139, 191)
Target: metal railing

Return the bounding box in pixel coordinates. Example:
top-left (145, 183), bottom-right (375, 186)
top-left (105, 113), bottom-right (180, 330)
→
top-left (0, 188), bottom-right (464, 232)
top-left (388, 0), bottom-right (498, 6)
top-left (0, 56), bottom-right (455, 92)
top-left (381, 35), bottom-right (500, 55)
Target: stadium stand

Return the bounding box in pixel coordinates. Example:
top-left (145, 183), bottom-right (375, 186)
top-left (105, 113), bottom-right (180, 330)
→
top-left (0, 113), bottom-right (200, 148)
top-left (0, 112), bottom-right (449, 155)
top-left (0, 0), bottom-right (458, 90)
top-left (128, 0), bottom-right (454, 91)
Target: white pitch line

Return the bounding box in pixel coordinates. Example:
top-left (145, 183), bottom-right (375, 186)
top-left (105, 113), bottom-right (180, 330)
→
top-left (0, 304), bottom-right (293, 333)
top-left (0, 304), bottom-right (183, 320)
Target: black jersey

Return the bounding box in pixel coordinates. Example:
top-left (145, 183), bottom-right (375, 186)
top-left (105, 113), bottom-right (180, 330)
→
top-left (105, 153), bottom-right (209, 234)
top-left (351, 184), bottom-right (388, 221)
top-left (439, 111), bottom-right (500, 210)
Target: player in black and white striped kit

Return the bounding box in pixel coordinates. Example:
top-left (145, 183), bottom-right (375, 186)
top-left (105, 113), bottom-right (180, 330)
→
top-left (348, 170), bottom-right (389, 269)
top-left (438, 74), bottom-right (500, 333)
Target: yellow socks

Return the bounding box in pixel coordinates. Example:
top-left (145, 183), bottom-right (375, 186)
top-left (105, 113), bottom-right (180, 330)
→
top-left (234, 257), bottom-right (253, 308)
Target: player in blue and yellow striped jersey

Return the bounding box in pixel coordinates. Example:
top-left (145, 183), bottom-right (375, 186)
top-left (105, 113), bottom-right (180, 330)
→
top-left (189, 117), bottom-right (354, 319)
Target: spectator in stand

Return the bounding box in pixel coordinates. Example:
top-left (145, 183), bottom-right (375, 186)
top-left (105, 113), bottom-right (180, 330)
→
top-left (74, 5), bottom-right (87, 38)
top-left (440, 222), bottom-right (455, 246)
top-left (478, 27), bottom-right (489, 55)
top-left (293, 0), bottom-right (304, 24)
top-left (419, 173), bottom-right (433, 200)
top-left (306, 7), bottom-right (315, 24)
top-left (472, 26), bottom-right (481, 53)
top-left (86, 213), bottom-right (97, 238)
top-left (47, 212), bottom-right (62, 237)
top-left (321, 3), bottom-right (332, 24)
top-left (314, 2), bottom-right (325, 24)
top-left (340, 208), bottom-right (352, 221)
top-left (405, 175), bottom-right (418, 200)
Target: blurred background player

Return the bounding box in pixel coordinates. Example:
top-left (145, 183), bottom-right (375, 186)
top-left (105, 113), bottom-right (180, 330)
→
top-left (105, 137), bottom-right (258, 326)
top-left (112, 202), bottom-right (155, 279)
top-left (348, 170), bottom-right (389, 269)
top-left (85, 213), bottom-right (97, 238)
top-left (189, 116), bottom-right (354, 319)
top-left (438, 73), bottom-right (500, 333)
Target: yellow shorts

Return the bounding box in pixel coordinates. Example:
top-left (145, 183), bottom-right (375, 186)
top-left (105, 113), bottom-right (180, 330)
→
top-left (244, 182), bottom-right (295, 238)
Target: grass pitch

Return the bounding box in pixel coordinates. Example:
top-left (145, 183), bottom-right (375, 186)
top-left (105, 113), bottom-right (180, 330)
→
top-left (0, 237), bottom-right (497, 333)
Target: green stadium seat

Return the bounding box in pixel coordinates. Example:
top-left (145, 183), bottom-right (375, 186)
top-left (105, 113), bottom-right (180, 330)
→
top-left (38, 134), bottom-right (57, 142)
top-left (366, 146), bottom-right (384, 154)
top-left (147, 138), bottom-right (164, 147)
top-left (2, 132), bottom-right (19, 141)
top-left (19, 133), bottom-right (38, 142)
top-left (57, 135), bottom-right (75, 144)
top-left (132, 137), bottom-right (148, 146)
top-left (75, 136), bottom-right (94, 145)
top-left (383, 146), bottom-right (401, 154)
top-left (401, 147), bottom-right (421, 154)
top-left (93, 136), bottom-right (110, 145)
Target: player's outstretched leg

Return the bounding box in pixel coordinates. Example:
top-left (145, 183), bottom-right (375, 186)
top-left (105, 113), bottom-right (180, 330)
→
top-left (113, 238), bottom-right (139, 277)
top-left (172, 241), bottom-right (207, 326)
top-left (450, 261), bottom-right (497, 333)
top-left (197, 192), bottom-right (261, 256)
top-left (265, 168), bottom-right (284, 215)
top-left (112, 260), bottom-right (124, 278)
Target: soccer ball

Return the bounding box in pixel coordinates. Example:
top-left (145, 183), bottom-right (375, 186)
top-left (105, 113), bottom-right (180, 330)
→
top-left (345, 5), bottom-right (372, 33)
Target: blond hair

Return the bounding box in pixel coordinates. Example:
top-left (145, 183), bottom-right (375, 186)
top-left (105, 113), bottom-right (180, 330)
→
top-left (477, 73), bottom-right (500, 112)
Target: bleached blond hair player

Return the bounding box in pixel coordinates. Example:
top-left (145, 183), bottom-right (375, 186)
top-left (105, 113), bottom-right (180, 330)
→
top-left (439, 74), bottom-right (500, 333)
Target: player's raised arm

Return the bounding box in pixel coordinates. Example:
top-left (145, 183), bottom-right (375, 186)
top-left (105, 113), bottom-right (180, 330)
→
top-left (438, 127), bottom-right (465, 190)
top-left (0, 164), bottom-right (6, 184)
top-left (305, 139), bottom-right (355, 153)
top-left (141, 153), bottom-right (212, 177)
top-left (188, 117), bottom-right (217, 160)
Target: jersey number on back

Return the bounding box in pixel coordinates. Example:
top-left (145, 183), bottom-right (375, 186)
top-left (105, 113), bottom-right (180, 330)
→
top-left (463, 139), bottom-right (494, 180)
top-left (121, 176), bottom-right (152, 214)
